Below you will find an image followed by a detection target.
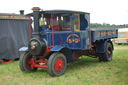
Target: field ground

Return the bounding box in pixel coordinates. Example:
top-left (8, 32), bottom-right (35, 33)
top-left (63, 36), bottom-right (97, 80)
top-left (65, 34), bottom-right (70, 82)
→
top-left (0, 44), bottom-right (128, 85)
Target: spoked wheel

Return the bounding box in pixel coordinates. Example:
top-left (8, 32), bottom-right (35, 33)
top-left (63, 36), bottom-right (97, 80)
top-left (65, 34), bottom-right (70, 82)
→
top-left (19, 51), bottom-right (37, 72)
top-left (99, 42), bottom-right (113, 62)
top-left (47, 52), bottom-right (67, 76)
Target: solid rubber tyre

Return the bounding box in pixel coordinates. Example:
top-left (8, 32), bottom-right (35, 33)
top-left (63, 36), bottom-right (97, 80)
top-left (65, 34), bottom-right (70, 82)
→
top-left (19, 52), bottom-right (27, 72)
top-left (47, 52), bottom-right (67, 76)
top-left (20, 51), bottom-right (37, 72)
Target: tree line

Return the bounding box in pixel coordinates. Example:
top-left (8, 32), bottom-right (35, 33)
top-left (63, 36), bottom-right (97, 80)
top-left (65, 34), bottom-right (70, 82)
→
top-left (90, 23), bottom-right (128, 28)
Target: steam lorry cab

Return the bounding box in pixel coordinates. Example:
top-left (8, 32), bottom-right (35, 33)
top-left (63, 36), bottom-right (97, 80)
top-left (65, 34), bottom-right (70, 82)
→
top-left (19, 7), bottom-right (118, 76)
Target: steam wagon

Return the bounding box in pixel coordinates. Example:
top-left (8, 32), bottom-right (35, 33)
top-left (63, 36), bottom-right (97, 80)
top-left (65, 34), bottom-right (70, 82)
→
top-left (19, 7), bottom-right (118, 76)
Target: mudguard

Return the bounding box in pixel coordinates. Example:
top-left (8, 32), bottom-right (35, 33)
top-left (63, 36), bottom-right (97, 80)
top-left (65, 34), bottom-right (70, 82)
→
top-left (96, 39), bottom-right (113, 53)
top-left (19, 46), bottom-right (64, 52)
top-left (51, 46), bottom-right (74, 62)
top-left (51, 46), bottom-right (64, 52)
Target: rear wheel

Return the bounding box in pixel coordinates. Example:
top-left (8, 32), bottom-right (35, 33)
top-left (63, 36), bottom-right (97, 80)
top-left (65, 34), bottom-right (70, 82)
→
top-left (99, 42), bottom-right (113, 62)
top-left (19, 51), bottom-right (37, 72)
top-left (47, 52), bottom-right (67, 76)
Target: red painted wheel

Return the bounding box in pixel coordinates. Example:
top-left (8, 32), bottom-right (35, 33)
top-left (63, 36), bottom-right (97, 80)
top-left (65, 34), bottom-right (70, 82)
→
top-left (105, 43), bottom-right (113, 61)
top-left (48, 52), bottom-right (67, 76)
top-left (99, 42), bottom-right (113, 62)
top-left (19, 51), bottom-right (37, 72)
top-left (55, 59), bottom-right (64, 72)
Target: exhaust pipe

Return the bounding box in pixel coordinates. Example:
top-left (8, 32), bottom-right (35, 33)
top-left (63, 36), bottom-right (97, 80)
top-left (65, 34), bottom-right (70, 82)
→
top-left (32, 7), bottom-right (40, 38)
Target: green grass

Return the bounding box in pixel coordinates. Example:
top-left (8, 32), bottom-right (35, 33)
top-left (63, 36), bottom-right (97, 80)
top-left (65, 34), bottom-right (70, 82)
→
top-left (0, 45), bottom-right (128, 85)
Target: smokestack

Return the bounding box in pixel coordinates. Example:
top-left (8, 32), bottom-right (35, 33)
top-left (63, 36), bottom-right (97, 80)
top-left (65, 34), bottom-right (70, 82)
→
top-left (32, 7), bottom-right (40, 33)
top-left (19, 10), bottom-right (24, 15)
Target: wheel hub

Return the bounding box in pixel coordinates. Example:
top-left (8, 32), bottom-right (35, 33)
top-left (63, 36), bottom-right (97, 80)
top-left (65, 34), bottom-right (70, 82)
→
top-left (27, 58), bottom-right (35, 69)
top-left (107, 49), bottom-right (110, 56)
top-left (106, 47), bottom-right (112, 58)
top-left (55, 59), bottom-right (64, 72)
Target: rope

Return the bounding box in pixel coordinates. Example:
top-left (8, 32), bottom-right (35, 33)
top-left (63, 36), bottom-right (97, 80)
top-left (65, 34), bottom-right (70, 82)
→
top-left (57, 16), bottom-right (64, 45)
top-left (51, 15), bottom-right (64, 46)
top-left (59, 32), bottom-right (64, 46)
top-left (51, 14), bottom-right (54, 47)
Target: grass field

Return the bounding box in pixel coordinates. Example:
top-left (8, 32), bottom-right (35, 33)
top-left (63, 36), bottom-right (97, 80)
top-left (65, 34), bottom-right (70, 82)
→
top-left (0, 44), bottom-right (128, 85)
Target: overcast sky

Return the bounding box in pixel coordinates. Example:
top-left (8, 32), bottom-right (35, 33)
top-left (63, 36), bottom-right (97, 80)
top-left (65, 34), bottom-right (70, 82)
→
top-left (0, 0), bottom-right (128, 25)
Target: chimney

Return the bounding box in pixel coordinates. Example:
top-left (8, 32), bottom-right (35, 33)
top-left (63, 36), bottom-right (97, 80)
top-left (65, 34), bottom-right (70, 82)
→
top-left (19, 10), bottom-right (24, 15)
top-left (32, 7), bottom-right (40, 33)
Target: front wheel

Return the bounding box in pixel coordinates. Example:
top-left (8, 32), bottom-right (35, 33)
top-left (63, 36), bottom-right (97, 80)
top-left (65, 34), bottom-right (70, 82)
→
top-left (99, 42), bottom-right (113, 62)
top-left (47, 52), bottom-right (67, 76)
top-left (19, 51), bottom-right (37, 72)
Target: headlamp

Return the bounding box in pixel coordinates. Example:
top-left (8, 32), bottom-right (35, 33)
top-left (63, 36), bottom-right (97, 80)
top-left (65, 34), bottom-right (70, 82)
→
top-left (29, 40), bottom-right (38, 50)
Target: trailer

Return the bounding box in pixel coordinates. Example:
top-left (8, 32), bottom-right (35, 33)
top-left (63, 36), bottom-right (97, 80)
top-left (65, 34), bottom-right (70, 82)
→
top-left (0, 12), bottom-right (31, 63)
top-left (19, 7), bottom-right (118, 76)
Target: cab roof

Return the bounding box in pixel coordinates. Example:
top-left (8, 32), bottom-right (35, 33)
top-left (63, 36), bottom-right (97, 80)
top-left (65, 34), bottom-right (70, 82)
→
top-left (40, 10), bottom-right (89, 14)
top-left (27, 10), bottom-right (89, 16)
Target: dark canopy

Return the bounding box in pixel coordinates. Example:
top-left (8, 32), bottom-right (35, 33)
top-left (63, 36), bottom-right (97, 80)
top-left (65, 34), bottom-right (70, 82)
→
top-left (0, 14), bottom-right (30, 60)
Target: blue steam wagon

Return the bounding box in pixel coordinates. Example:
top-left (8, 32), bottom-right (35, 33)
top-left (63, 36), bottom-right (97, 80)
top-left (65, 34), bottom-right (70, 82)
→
top-left (19, 7), bottom-right (118, 76)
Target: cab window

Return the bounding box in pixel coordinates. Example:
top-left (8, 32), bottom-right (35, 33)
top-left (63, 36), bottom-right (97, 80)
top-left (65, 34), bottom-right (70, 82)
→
top-left (73, 14), bottom-right (80, 31)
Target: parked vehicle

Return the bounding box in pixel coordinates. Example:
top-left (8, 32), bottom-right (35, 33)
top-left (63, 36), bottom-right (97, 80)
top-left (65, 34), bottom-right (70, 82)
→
top-left (19, 7), bottom-right (118, 76)
top-left (114, 28), bottom-right (128, 44)
top-left (0, 11), bottom-right (31, 64)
